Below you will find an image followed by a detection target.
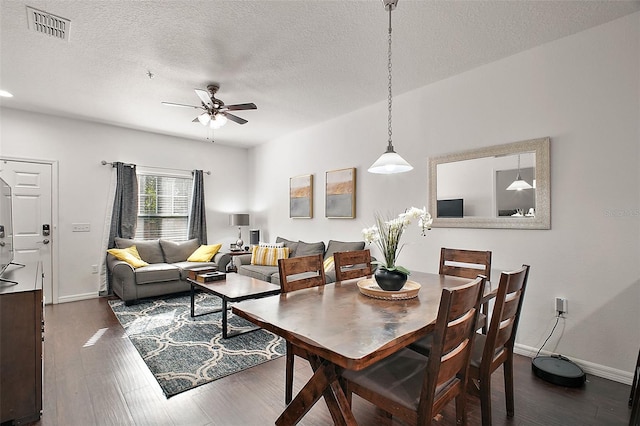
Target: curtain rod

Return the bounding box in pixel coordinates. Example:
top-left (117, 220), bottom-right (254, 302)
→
top-left (100, 160), bottom-right (210, 175)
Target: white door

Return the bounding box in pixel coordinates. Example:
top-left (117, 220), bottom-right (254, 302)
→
top-left (0, 159), bottom-right (54, 304)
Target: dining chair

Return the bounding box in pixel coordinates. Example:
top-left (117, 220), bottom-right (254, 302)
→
top-left (467, 264), bottom-right (530, 426)
top-left (342, 275), bottom-right (485, 425)
top-left (440, 247), bottom-right (492, 333)
top-left (333, 249), bottom-right (373, 282)
top-left (277, 253), bottom-right (326, 404)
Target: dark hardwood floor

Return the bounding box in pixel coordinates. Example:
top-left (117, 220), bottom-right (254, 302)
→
top-left (31, 297), bottom-right (632, 426)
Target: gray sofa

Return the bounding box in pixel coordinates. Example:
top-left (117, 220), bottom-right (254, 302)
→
top-left (108, 237), bottom-right (231, 305)
top-left (237, 237), bottom-right (366, 285)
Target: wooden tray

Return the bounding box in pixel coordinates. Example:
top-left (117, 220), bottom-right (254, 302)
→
top-left (357, 278), bottom-right (421, 300)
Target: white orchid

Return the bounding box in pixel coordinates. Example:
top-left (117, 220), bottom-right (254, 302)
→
top-left (362, 207), bottom-right (431, 275)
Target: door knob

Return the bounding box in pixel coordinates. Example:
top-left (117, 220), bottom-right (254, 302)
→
top-left (42, 239), bottom-right (50, 245)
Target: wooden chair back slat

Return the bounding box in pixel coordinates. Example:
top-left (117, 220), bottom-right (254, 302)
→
top-left (333, 249), bottom-right (372, 282)
top-left (439, 247), bottom-right (492, 281)
top-left (278, 254), bottom-right (326, 293)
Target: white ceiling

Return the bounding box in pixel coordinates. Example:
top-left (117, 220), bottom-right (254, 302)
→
top-left (1, 0), bottom-right (639, 148)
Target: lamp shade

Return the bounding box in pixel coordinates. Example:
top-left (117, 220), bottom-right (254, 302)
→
top-left (229, 213), bottom-right (250, 227)
top-left (506, 173), bottom-right (533, 191)
top-left (368, 150), bottom-right (413, 174)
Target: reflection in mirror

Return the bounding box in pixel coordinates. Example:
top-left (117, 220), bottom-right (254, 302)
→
top-left (428, 137), bottom-right (550, 229)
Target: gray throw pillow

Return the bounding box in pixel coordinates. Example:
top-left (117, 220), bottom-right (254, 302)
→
top-left (295, 240), bottom-right (325, 257)
top-left (160, 239), bottom-right (200, 263)
top-left (276, 237), bottom-right (298, 257)
top-left (324, 240), bottom-right (366, 260)
top-left (114, 238), bottom-right (164, 263)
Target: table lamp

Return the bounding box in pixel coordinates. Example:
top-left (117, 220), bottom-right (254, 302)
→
top-left (229, 213), bottom-right (250, 249)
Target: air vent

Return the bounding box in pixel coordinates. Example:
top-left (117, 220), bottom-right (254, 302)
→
top-left (26, 6), bottom-right (70, 41)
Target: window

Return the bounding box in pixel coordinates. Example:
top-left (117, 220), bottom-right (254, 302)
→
top-left (135, 172), bottom-right (193, 241)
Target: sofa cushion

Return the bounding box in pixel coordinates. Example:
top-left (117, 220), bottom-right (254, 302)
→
top-left (160, 239), bottom-right (200, 263)
top-left (251, 246), bottom-right (290, 266)
top-left (324, 240), bottom-right (366, 261)
top-left (135, 263), bottom-right (181, 284)
top-left (239, 264), bottom-right (279, 283)
top-left (173, 261), bottom-right (219, 280)
top-left (187, 243), bottom-right (222, 262)
top-left (276, 237), bottom-right (298, 257)
top-left (107, 246), bottom-right (149, 268)
top-left (116, 238), bottom-right (164, 264)
top-left (295, 240), bottom-right (325, 257)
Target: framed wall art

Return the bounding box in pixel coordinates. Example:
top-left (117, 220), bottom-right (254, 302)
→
top-left (289, 174), bottom-right (313, 218)
top-left (325, 167), bottom-right (356, 218)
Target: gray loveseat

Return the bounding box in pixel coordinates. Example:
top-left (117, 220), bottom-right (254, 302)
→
top-left (237, 237), bottom-right (366, 285)
top-left (108, 237), bottom-right (231, 305)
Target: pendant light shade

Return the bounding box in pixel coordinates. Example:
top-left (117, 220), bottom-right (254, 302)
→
top-left (368, 0), bottom-right (412, 175)
top-left (368, 146), bottom-right (413, 174)
top-left (506, 154), bottom-right (533, 191)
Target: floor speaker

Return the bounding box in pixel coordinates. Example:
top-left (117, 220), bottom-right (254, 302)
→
top-left (249, 229), bottom-right (260, 246)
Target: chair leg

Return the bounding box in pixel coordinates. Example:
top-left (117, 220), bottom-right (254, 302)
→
top-left (504, 354), bottom-right (515, 417)
top-left (455, 393), bottom-right (467, 425)
top-left (479, 373), bottom-right (493, 426)
top-left (285, 343), bottom-right (294, 404)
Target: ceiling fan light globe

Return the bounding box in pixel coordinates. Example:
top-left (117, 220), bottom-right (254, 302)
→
top-left (209, 114), bottom-right (228, 129)
top-left (197, 113), bottom-right (211, 125)
top-left (368, 151), bottom-right (413, 174)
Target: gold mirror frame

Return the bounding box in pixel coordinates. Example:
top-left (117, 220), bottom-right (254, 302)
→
top-left (428, 137), bottom-right (550, 229)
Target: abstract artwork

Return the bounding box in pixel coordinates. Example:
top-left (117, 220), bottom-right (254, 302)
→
top-left (290, 174), bottom-right (313, 218)
top-left (326, 168), bottom-right (356, 218)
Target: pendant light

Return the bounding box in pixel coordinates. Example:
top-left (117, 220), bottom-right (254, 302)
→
top-left (368, 0), bottom-right (413, 174)
top-left (506, 154), bottom-right (533, 191)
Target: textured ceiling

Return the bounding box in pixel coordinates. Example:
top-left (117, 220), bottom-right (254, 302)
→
top-left (1, 0), bottom-right (639, 147)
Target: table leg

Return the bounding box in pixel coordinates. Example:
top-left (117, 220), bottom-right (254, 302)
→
top-left (222, 299), bottom-right (229, 339)
top-left (190, 284), bottom-right (195, 317)
top-left (276, 356), bottom-right (357, 426)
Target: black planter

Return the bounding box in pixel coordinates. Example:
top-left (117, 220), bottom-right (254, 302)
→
top-left (374, 268), bottom-right (408, 291)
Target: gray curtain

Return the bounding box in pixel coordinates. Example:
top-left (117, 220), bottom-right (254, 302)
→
top-left (107, 162), bottom-right (138, 249)
top-left (188, 170), bottom-right (207, 244)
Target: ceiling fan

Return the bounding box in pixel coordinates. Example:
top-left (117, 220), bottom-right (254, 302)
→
top-left (162, 84), bottom-right (256, 129)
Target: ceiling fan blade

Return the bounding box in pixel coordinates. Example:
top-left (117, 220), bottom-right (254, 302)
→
top-left (162, 102), bottom-right (202, 109)
top-left (222, 103), bottom-right (257, 111)
top-left (195, 89), bottom-right (213, 108)
top-left (224, 112), bottom-right (248, 125)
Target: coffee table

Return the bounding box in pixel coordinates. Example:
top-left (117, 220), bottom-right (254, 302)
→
top-left (188, 273), bottom-right (281, 338)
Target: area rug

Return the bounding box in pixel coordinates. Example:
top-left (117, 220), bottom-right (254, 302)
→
top-left (108, 292), bottom-right (285, 397)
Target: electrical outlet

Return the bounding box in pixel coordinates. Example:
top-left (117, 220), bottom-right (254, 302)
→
top-left (555, 297), bottom-right (568, 315)
top-left (91, 264), bottom-right (98, 274)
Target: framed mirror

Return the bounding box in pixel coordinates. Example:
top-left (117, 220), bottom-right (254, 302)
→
top-left (428, 137), bottom-right (550, 229)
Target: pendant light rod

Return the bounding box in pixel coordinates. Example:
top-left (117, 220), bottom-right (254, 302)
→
top-left (369, 0), bottom-right (413, 174)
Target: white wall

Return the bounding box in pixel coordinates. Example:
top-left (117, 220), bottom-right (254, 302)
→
top-left (249, 13), bottom-right (640, 379)
top-left (0, 108), bottom-right (249, 301)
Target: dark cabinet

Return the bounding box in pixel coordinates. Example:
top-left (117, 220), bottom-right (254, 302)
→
top-left (0, 289), bottom-right (43, 425)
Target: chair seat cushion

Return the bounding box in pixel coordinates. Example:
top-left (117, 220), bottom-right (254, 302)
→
top-left (135, 263), bottom-right (180, 284)
top-left (343, 348), bottom-right (455, 412)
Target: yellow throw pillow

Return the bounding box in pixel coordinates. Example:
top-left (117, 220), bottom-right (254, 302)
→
top-left (323, 256), bottom-right (335, 273)
top-left (107, 246), bottom-right (149, 268)
top-left (187, 243), bottom-right (222, 262)
top-left (250, 246), bottom-right (290, 266)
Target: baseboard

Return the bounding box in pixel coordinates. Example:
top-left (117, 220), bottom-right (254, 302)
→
top-left (515, 343), bottom-right (634, 385)
top-left (56, 292), bottom-right (99, 304)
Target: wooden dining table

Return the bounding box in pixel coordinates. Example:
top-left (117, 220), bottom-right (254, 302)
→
top-left (231, 271), bottom-right (495, 426)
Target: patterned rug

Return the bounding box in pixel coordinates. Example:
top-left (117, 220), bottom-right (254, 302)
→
top-left (108, 292), bottom-right (285, 397)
